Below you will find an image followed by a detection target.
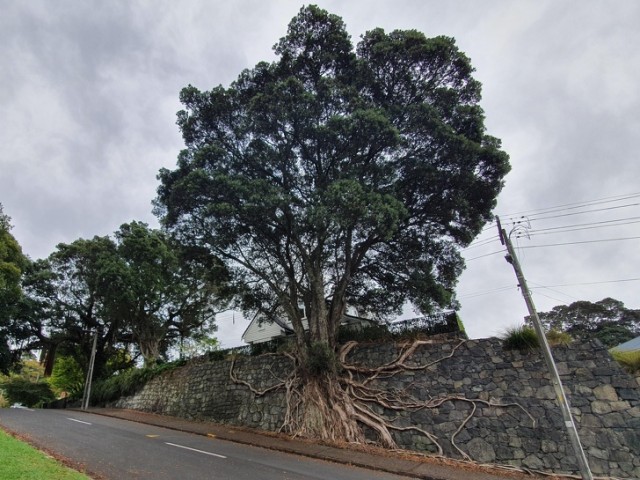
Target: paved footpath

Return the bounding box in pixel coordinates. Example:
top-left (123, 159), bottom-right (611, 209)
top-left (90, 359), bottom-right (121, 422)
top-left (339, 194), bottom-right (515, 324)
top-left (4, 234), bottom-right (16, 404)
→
top-left (81, 408), bottom-right (558, 480)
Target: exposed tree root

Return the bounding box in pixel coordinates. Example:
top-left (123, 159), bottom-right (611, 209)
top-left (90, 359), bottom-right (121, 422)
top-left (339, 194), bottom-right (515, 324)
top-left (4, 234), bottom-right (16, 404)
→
top-left (229, 339), bottom-right (536, 463)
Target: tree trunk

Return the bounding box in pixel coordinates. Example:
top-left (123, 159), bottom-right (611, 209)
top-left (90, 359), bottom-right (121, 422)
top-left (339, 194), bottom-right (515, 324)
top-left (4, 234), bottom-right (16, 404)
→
top-left (139, 338), bottom-right (161, 367)
top-left (42, 343), bottom-right (57, 377)
top-left (293, 372), bottom-right (397, 449)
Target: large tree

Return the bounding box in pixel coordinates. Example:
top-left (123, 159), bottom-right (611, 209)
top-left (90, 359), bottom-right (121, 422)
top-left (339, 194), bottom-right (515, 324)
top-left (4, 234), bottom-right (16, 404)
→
top-left (155, 6), bottom-right (509, 443)
top-left (111, 221), bottom-right (229, 366)
top-left (0, 204), bottom-right (29, 373)
top-left (536, 298), bottom-right (640, 348)
top-left (18, 236), bottom-right (127, 379)
top-left (11, 223), bottom-right (229, 380)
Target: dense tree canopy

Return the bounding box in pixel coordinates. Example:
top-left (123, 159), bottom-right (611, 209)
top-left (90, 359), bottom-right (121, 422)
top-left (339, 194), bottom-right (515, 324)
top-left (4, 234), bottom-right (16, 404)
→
top-left (110, 221), bottom-right (229, 366)
top-left (7, 222), bottom-right (229, 378)
top-left (0, 204), bottom-right (29, 373)
top-left (156, 6), bottom-right (510, 359)
top-left (536, 298), bottom-right (640, 348)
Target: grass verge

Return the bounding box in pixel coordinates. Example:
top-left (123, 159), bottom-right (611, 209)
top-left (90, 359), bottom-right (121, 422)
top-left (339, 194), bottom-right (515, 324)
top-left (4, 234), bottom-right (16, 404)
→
top-left (0, 427), bottom-right (91, 480)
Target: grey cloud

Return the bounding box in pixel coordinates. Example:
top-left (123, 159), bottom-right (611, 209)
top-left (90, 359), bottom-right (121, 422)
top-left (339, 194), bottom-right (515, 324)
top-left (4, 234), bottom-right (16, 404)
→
top-left (1, 0), bottom-right (638, 345)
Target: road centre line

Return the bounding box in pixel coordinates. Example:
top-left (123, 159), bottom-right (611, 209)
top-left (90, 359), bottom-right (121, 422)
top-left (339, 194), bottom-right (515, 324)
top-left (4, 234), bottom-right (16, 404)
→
top-left (67, 418), bottom-right (92, 425)
top-left (165, 442), bottom-right (227, 459)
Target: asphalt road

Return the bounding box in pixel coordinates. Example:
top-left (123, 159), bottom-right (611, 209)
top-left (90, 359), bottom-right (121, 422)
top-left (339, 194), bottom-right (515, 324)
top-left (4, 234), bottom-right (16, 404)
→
top-left (0, 409), bottom-right (413, 480)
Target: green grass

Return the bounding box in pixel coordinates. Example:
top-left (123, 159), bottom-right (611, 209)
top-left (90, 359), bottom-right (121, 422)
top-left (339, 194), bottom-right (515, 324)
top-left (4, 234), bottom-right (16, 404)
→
top-left (501, 325), bottom-right (540, 351)
top-left (545, 329), bottom-right (573, 346)
top-left (0, 428), bottom-right (90, 480)
top-left (610, 349), bottom-right (640, 374)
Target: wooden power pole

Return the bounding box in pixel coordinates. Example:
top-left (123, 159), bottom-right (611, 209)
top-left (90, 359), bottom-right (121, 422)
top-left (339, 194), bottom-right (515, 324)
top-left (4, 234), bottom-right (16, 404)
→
top-left (496, 216), bottom-right (593, 480)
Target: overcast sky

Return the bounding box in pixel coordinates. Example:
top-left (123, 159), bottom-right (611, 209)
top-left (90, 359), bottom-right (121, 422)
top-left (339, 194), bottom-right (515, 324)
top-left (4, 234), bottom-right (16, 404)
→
top-left (2, 1), bottom-right (639, 347)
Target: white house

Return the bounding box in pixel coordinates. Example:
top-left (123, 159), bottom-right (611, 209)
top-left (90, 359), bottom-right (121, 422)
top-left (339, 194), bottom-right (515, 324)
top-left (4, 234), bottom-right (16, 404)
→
top-left (241, 311), bottom-right (379, 345)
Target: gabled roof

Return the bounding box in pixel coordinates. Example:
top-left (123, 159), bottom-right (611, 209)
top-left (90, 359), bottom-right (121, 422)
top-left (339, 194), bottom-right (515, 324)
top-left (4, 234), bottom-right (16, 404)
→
top-left (241, 311), bottom-right (378, 344)
top-left (613, 335), bottom-right (640, 352)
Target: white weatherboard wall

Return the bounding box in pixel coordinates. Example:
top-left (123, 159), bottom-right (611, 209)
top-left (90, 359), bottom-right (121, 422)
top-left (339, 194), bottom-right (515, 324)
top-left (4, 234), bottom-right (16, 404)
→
top-left (241, 318), bottom-right (285, 344)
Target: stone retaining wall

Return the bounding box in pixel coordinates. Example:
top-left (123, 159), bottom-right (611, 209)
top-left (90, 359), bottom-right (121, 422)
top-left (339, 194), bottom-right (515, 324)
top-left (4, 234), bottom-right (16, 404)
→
top-left (114, 338), bottom-right (640, 478)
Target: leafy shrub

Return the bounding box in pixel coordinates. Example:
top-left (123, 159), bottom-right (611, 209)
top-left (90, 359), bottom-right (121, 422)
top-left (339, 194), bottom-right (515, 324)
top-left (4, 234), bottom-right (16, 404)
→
top-left (306, 342), bottom-right (339, 376)
top-left (337, 324), bottom-right (390, 343)
top-left (1, 378), bottom-right (56, 407)
top-left (610, 349), bottom-right (640, 374)
top-left (502, 326), bottom-right (539, 351)
top-left (91, 360), bottom-right (186, 405)
top-left (249, 338), bottom-right (287, 356)
top-left (49, 356), bottom-right (85, 398)
top-left (207, 350), bottom-right (226, 362)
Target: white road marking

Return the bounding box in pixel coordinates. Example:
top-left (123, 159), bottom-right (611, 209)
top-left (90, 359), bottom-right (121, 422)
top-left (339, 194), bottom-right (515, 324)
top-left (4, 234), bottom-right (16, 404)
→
top-left (67, 418), bottom-right (92, 425)
top-left (165, 442), bottom-right (227, 459)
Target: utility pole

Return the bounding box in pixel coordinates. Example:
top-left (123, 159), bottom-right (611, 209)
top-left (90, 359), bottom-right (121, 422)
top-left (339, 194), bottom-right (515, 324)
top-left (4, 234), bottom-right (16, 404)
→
top-left (496, 216), bottom-right (593, 480)
top-left (82, 329), bottom-right (99, 411)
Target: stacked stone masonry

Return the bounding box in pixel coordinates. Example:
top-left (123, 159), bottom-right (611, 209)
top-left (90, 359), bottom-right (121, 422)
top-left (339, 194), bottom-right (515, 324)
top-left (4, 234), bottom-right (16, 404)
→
top-left (114, 338), bottom-right (640, 478)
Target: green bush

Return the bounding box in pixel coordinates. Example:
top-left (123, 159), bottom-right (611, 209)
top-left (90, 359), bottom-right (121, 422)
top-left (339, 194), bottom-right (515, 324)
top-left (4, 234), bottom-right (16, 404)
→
top-left (207, 350), bottom-right (226, 362)
top-left (49, 356), bottom-right (85, 398)
top-left (306, 342), bottom-right (339, 376)
top-left (92, 368), bottom-right (154, 405)
top-left (91, 360), bottom-right (186, 405)
top-left (502, 325), bottom-right (539, 351)
top-left (337, 324), bottom-right (391, 343)
top-left (1, 378), bottom-right (56, 407)
top-left (610, 349), bottom-right (640, 374)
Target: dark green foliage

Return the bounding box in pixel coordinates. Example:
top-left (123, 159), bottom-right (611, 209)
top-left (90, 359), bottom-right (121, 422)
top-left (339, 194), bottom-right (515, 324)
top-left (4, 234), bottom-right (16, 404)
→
top-left (337, 324), bottom-right (391, 343)
top-left (6, 221), bottom-right (228, 380)
top-left (388, 312), bottom-right (464, 339)
top-left (155, 5), bottom-right (509, 357)
top-left (306, 342), bottom-right (339, 376)
top-left (207, 350), bottom-right (226, 362)
top-left (0, 204), bottom-right (29, 374)
top-left (1, 378), bottom-right (55, 407)
top-left (249, 337), bottom-right (288, 356)
top-left (535, 298), bottom-right (639, 348)
top-left (596, 325), bottom-right (635, 348)
top-left (91, 368), bottom-right (154, 405)
top-left (502, 326), bottom-right (539, 351)
top-left (91, 360), bottom-right (187, 405)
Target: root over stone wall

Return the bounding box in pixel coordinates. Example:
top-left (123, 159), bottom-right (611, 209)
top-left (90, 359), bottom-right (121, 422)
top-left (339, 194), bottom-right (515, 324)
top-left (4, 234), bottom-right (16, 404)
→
top-left (114, 338), bottom-right (640, 478)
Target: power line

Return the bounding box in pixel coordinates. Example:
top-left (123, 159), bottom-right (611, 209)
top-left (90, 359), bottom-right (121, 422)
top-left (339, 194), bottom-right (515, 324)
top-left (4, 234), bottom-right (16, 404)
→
top-left (465, 250), bottom-right (505, 261)
top-left (528, 281), bottom-right (579, 302)
top-left (496, 192), bottom-right (640, 219)
top-left (463, 235), bottom-right (500, 250)
top-left (458, 285), bottom-right (515, 299)
top-left (527, 216), bottom-right (640, 233)
top-left (525, 220), bottom-right (640, 238)
top-left (511, 202), bottom-right (640, 223)
top-left (530, 277), bottom-right (640, 288)
top-left (470, 192), bottom-right (640, 245)
top-left (466, 193), bottom-right (639, 257)
top-left (533, 291), bottom-right (571, 304)
top-left (517, 235), bottom-right (640, 249)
